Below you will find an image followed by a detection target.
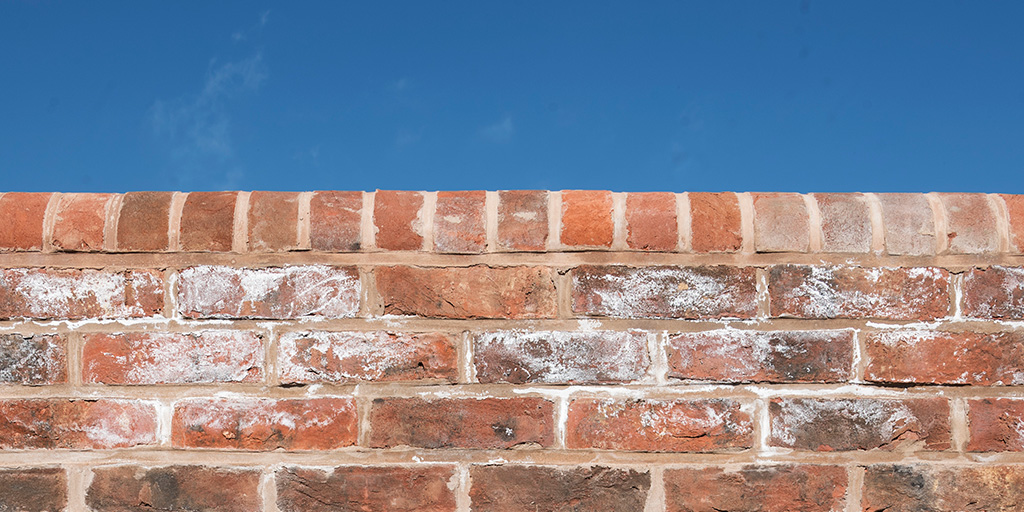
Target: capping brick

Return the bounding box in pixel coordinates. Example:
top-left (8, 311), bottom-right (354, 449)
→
top-left (877, 193), bottom-right (936, 255)
top-left (0, 268), bottom-right (163, 320)
top-left (962, 266), bottom-right (1024, 319)
top-left (116, 191), bottom-right (173, 251)
top-left (1002, 194), bottom-right (1024, 253)
top-left (83, 331), bottom-right (264, 385)
top-left (248, 190), bottom-right (300, 251)
top-left (967, 398), bottom-right (1024, 452)
top-left (0, 334), bottom-right (67, 385)
top-left (0, 399), bottom-right (157, 449)
top-left (665, 465), bottom-right (848, 512)
top-left (814, 193), bottom-right (872, 253)
top-left (374, 190), bottom-right (424, 250)
top-left (560, 190), bottom-right (613, 247)
top-left (864, 330), bottom-right (1024, 386)
top-left (571, 265), bottom-right (758, 319)
top-left (277, 466), bottom-right (456, 512)
top-left (310, 190), bottom-right (363, 251)
top-left (689, 192), bottom-right (742, 252)
top-left (470, 465), bottom-right (650, 511)
top-left (179, 191), bottom-right (237, 252)
top-left (0, 192), bottom-right (52, 251)
top-left (863, 464), bottom-right (1024, 512)
top-left (434, 190), bottom-right (486, 253)
top-left (278, 330), bottom-right (457, 384)
top-left (667, 329), bottom-right (854, 383)
top-left (368, 397), bottom-right (554, 449)
top-left (172, 397), bottom-right (357, 450)
top-left (0, 468), bottom-right (68, 512)
top-left (566, 398), bottom-right (753, 452)
top-left (938, 193), bottom-right (999, 254)
top-left (87, 466), bottom-right (262, 512)
top-left (497, 190), bottom-right (548, 251)
top-left (625, 192), bottom-right (677, 251)
top-left (768, 398), bottom-right (950, 451)
top-left (473, 330), bottom-right (650, 384)
top-left (50, 193), bottom-right (112, 252)
top-left (753, 192), bottom-right (809, 252)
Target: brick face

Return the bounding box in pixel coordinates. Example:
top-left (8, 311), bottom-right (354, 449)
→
top-left (877, 193), bottom-right (936, 255)
top-left (814, 193), bottom-right (872, 253)
top-left (753, 192), bottom-right (809, 252)
top-left (116, 191), bottom-right (173, 251)
top-left (83, 331), bottom-right (264, 384)
top-left (560, 190), bottom-right (613, 247)
top-left (625, 192), bottom-right (677, 251)
top-left (248, 190), bottom-right (300, 251)
top-left (769, 398), bottom-right (950, 451)
top-left (0, 399), bottom-right (157, 449)
top-left (278, 330), bottom-right (457, 383)
top-left (0, 468), bottom-right (67, 512)
top-left (0, 192), bottom-right (52, 251)
top-left (369, 397), bottom-right (554, 449)
top-left (277, 466), bottom-right (456, 512)
top-left (180, 191), bottom-right (237, 252)
top-left (0, 334), bottom-right (67, 385)
top-left (470, 466), bottom-right (650, 512)
top-left (87, 466), bottom-right (262, 512)
top-left (310, 190), bottom-right (362, 251)
top-left (434, 190), bottom-right (486, 253)
top-left (374, 190), bottom-right (424, 250)
top-left (474, 330), bottom-right (650, 384)
top-left (689, 192), bottom-right (742, 252)
top-left (865, 330), bottom-right (1024, 385)
top-left (51, 193), bottom-right (111, 252)
top-left (498, 190), bottom-right (548, 251)
top-left (665, 465), bottom-right (847, 512)
top-left (0, 268), bottom-right (163, 320)
top-left (962, 265), bottom-right (1024, 319)
top-left (863, 465), bottom-right (1024, 512)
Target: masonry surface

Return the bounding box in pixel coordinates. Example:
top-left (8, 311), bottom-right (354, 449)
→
top-left (0, 190), bottom-right (1023, 511)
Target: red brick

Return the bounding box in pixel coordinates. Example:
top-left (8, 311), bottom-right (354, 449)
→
top-left (939, 193), bottom-right (999, 254)
top-left (498, 190), bottom-right (548, 251)
top-left (278, 330), bottom-right (457, 384)
top-left (434, 190), bottom-right (486, 253)
top-left (665, 465), bottom-right (847, 512)
top-left (180, 191), bottom-right (237, 252)
top-left (863, 464), bottom-right (1024, 512)
top-left (769, 265), bottom-right (949, 320)
top-left (968, 398), bottom-right (1024, 452)
top-left (625, 192), bottom-right (677, 251)
top-left (248, 191), bottom-right (300, 251)
top-left (814, 193), bottom-right (872, 253)
top-left (689, 192), bottom-right (742, 252)
top-left (116, 191), bottom-right (172, 252)
top-left (0, 334), bottom-right (67, 385)
top-left (310, 190), bottom-right (362, 251)
top-left (769, 398), bottom-right (950, 451)
top-left (0, 399), bottom-right (156, 449)
top-left (473, 330), bottom-right (650, 384)
top-left (567, 398), bottom-right (753, 452)
top-left (374, 190), bottom-right (423, 250)
top-left (864, 330), bottom-right (1024, 385)
top-left (1002, 194), bottom-right (1024, 253)
top-left (667, 329), bottom-right (854, 383)
top-left (753, 193), bottom-right (809, 252)
top-left (277, 466), bottom-right (456, 512)
top-left (560, 190), bottom-right (612, 247)
top-left (0, 268), bottom-right (163, 320)
top-left (177, 265), bottom-right (359, 319)
top-left (83, 331), bottom-right (263, 385)
top-left (50, 193), bottom-right (112, 252)
top-left (0, 468), bottom-right (67, 511)
top-left (962, 266), bottom-right (1024, 319)
top-left (571, 265), bottom-right (758, 319)
top-left (878, 193), bottom-right (936, 255)
top-left (172, 397), bottom-right (357, 450)
top-left (376, 265), bottom-right (557, 319)
top-left (87, 466), bottom-right (261, 512)
top-left (369, 397), bottom-right (554, 449)
top-left (0, 192), bottom-right (52, 251)
top-left (470, 465), bottom-right (650, 511)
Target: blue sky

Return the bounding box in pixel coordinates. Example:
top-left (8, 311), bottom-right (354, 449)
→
top-left (1, 1), bottom-right (1022, 193)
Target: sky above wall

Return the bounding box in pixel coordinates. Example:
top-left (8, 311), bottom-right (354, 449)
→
top-left (1, 1), bottom-right (1022, 193)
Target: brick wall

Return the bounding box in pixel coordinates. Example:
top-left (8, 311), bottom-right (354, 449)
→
top-left (0, 190), bottom-right (1023, 511)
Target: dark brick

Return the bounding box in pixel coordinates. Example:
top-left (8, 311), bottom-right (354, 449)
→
top-left (0, 334), bottom-right (67, 385)
top-left (369, 397), bottom-right (554, 449)
top-left (116, 191), bottom-right (173, 252)
top-left (769, 398), bottom-right (950, 451)
top-left (87, 465), bottom-right (261, 512)
top-left (470, 465), bottom-right (650, 512)
top-left (863, 464), bottom-right (1024, 512)
top-left (665, 465), bottom-right (847, 512)
top-left (277, 466), bottom-right (456, 512)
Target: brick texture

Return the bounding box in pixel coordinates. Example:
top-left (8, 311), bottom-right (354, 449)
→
top-left (0, 399), bottom-right (157, 449)
top-left (863, 465), bottom-right (1024, 512)
top-left (769, 398), bottom-right (950, 451)
top-left (0, 268), bottom-right (163, 320)
top-left (434, 190), bottom-right (486, 253)
top-left (689, 192), bottom-right (742, 252)
top-left (180, 191), bottom-right (237, 252)
top-left (814, 193), bottom-right (872, 253)
top-left (754, 192), bottom-right (809, 252)
top-left (498, 190), bottom-right (548, 251)
top-left (277, 466), bottom-right (456, 512)
top-left (116, 191), bottom-right (173, 251)
top-left (51, 193), bottom-right (111, 252)
top-left (560, 190), bottom-right (613, 247)
top-left (0, 192), bottom-right (51, 251)
top-left (83, 331), bottom-right (264, 384)
top-left (470, 466), bottom-right (650, 511)
top-left (310, 190), bottom-right (362, 251)
top-left (0, 334), bottom-right (67, 385)
top-left (625, 192), bottom-right (677, 251)
top-left (665, 465), bottom-right (847, 512)
top-left (369, 397), bottom-right (554, 449)
top-left (865, 330), bottom-right (1024, 385)
top-left (962, 265), bottom-right (1024, 319)
top-left (878, 193), bottom-right (936, 255)
top-left (278, 330), bottom-right (457, 383)
top-left (0, 468), bottom-right (67, 512)
top-left (374, 190), bottom-right (424, 250)
top-left (87, 466), bottom-right (262, 512)
top-left (248, 190), bottom-right (300, 251)
top-left (473, 330), bottom-right (649, 384)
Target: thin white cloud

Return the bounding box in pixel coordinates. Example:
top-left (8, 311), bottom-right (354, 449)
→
top-left (233, 10), bottom-right (270, 43)
top-left (481, 116), bottom-right (514, 143)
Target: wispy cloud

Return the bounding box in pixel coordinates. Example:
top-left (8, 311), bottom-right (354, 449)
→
top-left (233, 10), bottom-right (270, 42)
top-left (481, 116), bottom-right (514, 143)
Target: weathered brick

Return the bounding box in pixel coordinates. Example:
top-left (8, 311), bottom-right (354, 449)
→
top-left (278, 330), bottom-right (457, 383)
top-left (865, 330), bottom-right (1024, 386)
top-left (83, 331), bottom-right (263, 385)
top-left (116, 191), bottom-right (173, 252)
top-left (473, 330), bottom-right (650, 384)
top-left (939, 193), bottom-right (999, 254)
top-left (374, 190), bottom-right (423, 250)
top-left (434, 190), bottom-right (486, 253)
top-left (0, 399), bottom-right (156, 449)
top-left (962, 266), bottom-right (1024, 319)
top-left (87, 466), bottom-right (261, 512)
top-left (376, 265), bottom-right (557, 319)
top-left (863, 464), bottom-right (1024, 512)
top-left (310, 190), bottom-right (362, 251)
top-left (498, 190), bottom-right (548, 251)
top-left (0, 192), bottom-right (51, 251)
top-left (753, 193), bottom-right (809, 252)
top-left (0, 268), bottom-right (163, 320)
top-left (470, 465), bottom-right (650, 512)
top-left (1002, 194), bottom-right (1024, 253)
top-left (968, 398), bottom-right (1024, 452)
top-left (248, 190), bottom-right (300, 251)
top-left (369, 397), bottom-right (554, 449)
top-left (560, 190), bottom-right (613, 247)
top-left (626, 192), bottom-right (677, 251)
top-left (571, 265), bottom-right (758, 319)
top-left (180, 191), bottom-right (237, 252)
top-left (667, 329), bottom-right (854, 383)
top-left (172, 397), bottom-right (357, 450)
top-left (51, 193), bottom-right (111, 252)
top-left (0, 334), bottom-right (67, 385)
top-left (878, 193), bottom-right (936, 255)
top-left (177, 265), bottom-right (359, 319)
top-left (689, 192), bottom-right (742, 252)
top-left (567, 398), bottom-right (753, 452)
top-left (769, 398), bottom-right (950, 451)
top-left (769, 265), bottom-right (949, 320)
top-left (665, 465), bottom-right (847, 512)
top-left (0, 468), bottom-right (67, 512)
top-left (277, 466), bottom-right (456, 512)
top-left (814, 193), bottom-right (872, 253)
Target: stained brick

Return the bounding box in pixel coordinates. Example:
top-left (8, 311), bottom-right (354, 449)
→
top-left (1002, 194), bottom-right (1024, 253)
top-left (0, 399), bottom-right (157, 449)
top-left (814, 193), bottom-right (872, 253)
top-left (51, 193), bottom-right (112, 252)
top-left (83, 331), bottom-right (263, 385)
top-left (474, 330), bottom-right (650, 384)
top-left (172, 397), bottom-right (357, 450)
top-left (0, 192), bottom-right (51, 251)
top-left (625, 192), bottom-right (677, 251)
top-left (0, 334), bottom-right (67, 385)
top-left (560, 190), bottom-right (613, 247)
top-left (498, 190), bottom-right (548, 251)
top-left (939, 193), bottom-right (999, 254)
top-left (87, 466), bottom-right (261, 512)
top-left (962, 266), bottom-right (1024, 319)
top-left (769, 265), bottom-right (949, 320)
top-left (567, 398), bottom-right (753, 452)
top-left (0, 268), bottom-right (163, 320)
top-left (369, 397), bottom-right (554, 449)
top-left (689, 192), bottom-right (742, 252)
top-left (277, 466), bottom-right (456, 512)
top-left (877, 193), bottom-right (936, 255)
top-left (116, 191), bottom-right (173, 252)
top-left (470, 465), bottom-right (650, 512)
top-left (248, 191), bottom-right (300, 251)
top-left (310, 190), bottom-right (362, 251)
top-left (571, 265), bottom-right (758, 319)
top-left (374, 190), bottom-right (423, 250)
top-left (753, 193), bottom-right (809, 252)
top-left (769, 398), bottom-right (950, 451)
top-left (665, 465), bottom-right (847, 512)
top-left (863, 464), bottom-right (1024, 512)
top-left (0, 468), bottom-right (67, 512)
top-left (434, 190), bottom-right (486, 253)
top-left (864, 330), bottom-right (1024, 386)
top-left (968, 398), bottom-right (1024, 452)
top-left (179, 191), bottom-right (237, 252)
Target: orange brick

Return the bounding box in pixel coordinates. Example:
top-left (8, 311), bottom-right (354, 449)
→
top-left (116, 191), bottom-right (172, 251)
top-left (434, 190), bottom-right (485, 253)
top-left (51, 193), bottom-right (112, 252)
top-left (248, 191), bottom-right (300, 251)
top-left (814, 193), bottom-right (872, 253)
top-left (180, 191), bottom-right (237, 252)
top-left (689, 192), bottom-right (742, 252)
top-left (374, 190), bottom-right (423, 250)
top-left (560, 190), bottom-right (612, 247)
top-left (369, 397), bottom-right (554, 449)
top-left (666, 466), bottom-right (847, 512)
top-left (0, 192), bottom-right (52, 251)
top-left (939, 193), bottom-right (999, 254)
top-left (498, 190), bottom-right (548, 251)
top-left (1002, 194), bottom-right (1024, 253)
top-left (310, 190), bottom-right (362, 251)
top-left (878, 193), bottom-right (936, 255)
top-left (88, 466), bottom-right (261, 512)
top-left (0, 399), bottom-right (157, 449)
top-left (625, 192), bottom-right (677, 251)
top-left (753, 193), bottom-right (808, 252)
